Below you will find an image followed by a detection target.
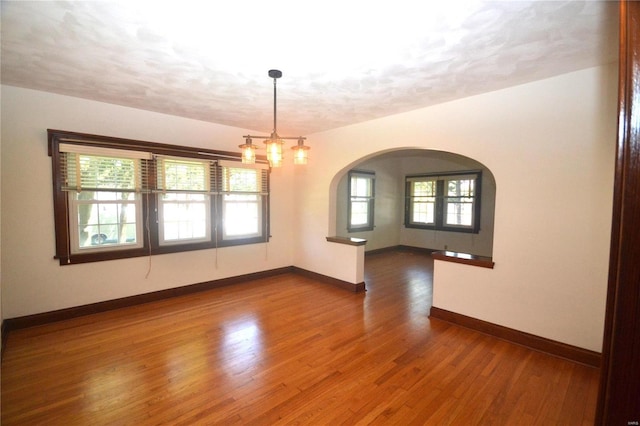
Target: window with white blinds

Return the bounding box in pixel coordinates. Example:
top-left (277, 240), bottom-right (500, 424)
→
top-left (49, 130), bottom-right (271, 265)
top-left (156, 157), bottom-right (216, 245)
top-left (59, 143), bottom-right (151, 193)
top-left (156, 157), bottom-right (215, 193)
top-left (59, 144), bottom-right (152, 253)
top-left (219, 161), bottom-right (269, 240)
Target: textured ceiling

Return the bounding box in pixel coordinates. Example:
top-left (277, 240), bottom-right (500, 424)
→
top-left (1, 1), bottom-right (618, 136)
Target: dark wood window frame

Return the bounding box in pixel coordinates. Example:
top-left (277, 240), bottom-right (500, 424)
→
top-left (404, 170), bottom-right (482, 234)
top-left (48, 129), bottom-right (270, 265)
top-left (347, 170), bottom-right (375, 233)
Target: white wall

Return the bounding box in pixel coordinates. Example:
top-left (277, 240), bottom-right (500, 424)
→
top-left (295, 64), bottom-right (617, 351)
top-left (292, 159), bottom-right (363, 284)
top-left (1, 86), bottom-right (296, 318)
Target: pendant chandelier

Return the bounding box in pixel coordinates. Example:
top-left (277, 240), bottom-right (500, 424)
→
top-left (239, 69), bottom-right (309, 167)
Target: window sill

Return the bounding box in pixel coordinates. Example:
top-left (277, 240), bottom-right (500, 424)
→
top-left (404, 224), bottom-right (479, 234)
top-left (432, 250), bottom-right (494, 269)
top-left (326, 236), bottom-right (367, 246)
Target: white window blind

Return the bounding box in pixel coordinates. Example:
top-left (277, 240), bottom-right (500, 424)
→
top-left (219, 160), bottom-right (269, 195)
top-left (50, 130), bottom-right (273, 264)
top-left (59, 143), bottom-right (151, 193)
top-left (156, 156), bottom-right (215, 194)
top-left (218, 161), bottom-right (267, 240)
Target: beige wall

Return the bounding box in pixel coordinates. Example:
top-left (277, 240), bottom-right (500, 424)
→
top-left (295, 64), bottom-right (617, 351)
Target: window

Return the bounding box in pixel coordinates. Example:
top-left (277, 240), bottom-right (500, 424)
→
top-left (407, 178), bottom-right (437, 226)
top-left (348, 170), bottom-right (375, 232)
top-left (220, 161), bottom-right (268, 241)
top-left (405, 171), bottom-right (481, 233)
top-left (60, 143), bottom-right (150, 254)
top-left (49, 130), bottom-right (270, 265)
top-left (444, 176), bottom-right (476, 228)
top-left (157, 157), bottom-right (212, 245)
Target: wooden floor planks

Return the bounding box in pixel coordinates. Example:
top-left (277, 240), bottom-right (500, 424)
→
top-left (1, 250), bottom-right (599, 424)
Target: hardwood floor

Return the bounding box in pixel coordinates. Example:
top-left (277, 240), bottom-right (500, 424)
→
top-left (1, 250), bottom-right (599, 425)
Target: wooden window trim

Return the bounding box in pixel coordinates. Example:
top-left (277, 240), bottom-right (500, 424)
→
top-left (347, 170), bottom-right (375, 233)
top-left (432, 250), bottom-right (494, 269)
top-left (405, 170), bottom-right (482, 234)
top-left (48, 129), bottom-right (270, 265)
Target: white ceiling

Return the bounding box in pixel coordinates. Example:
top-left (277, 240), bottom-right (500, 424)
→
top-left (1, 1), bottom-right (619, 136)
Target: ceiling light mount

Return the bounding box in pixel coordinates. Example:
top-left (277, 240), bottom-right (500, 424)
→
top-left (268, 69), bottom-right (282, 79)
top-left (240, 69), bottom-right (309, 167)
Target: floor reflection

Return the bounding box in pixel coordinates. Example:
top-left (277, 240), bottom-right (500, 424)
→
top-left (217, 316), bottom-right (264, 380)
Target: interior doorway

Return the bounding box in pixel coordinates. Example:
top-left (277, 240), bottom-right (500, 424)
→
top-left (332, 149), bottom-right (496, 257)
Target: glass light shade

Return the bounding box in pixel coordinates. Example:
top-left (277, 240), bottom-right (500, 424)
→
top-left (239, 139), bottom-right (256, 164)
top-left (265, 138), bottom-right (284, 168)
top-left (292, 142), bottom-right (310, 165)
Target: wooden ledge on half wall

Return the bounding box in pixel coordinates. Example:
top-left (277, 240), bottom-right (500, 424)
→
top-left (432, 250), bottom-right (495, 269)
top-left (326, 236), bottom-right (367, 246)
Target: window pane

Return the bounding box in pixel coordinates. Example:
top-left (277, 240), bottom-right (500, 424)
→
top-left (445, 199), bottom-right (474, 226)
top-left (411, 181), bottom-right (436, 224)
top-left (94, 191), bottom-right (136, 201)
top-left (162, 193), bottom-right (206, 202)
top-left (71, 155), bottom-right (138, 191)
top-left (351, 176), bottom-right (372, 197)
top-left (158, 159), bottom-right (211, 245)
top-left (445, 178), bottom-right (475, 227)
top-left (350, 200), bottom-right (370, 225)
top-left (224, 168), bottom-right (260, 192)
top-left (348, 172), bottom-right (374, 231)
top-left (161, 158), bottom-right (208, 191)
top-left (75, 192), bottom-right (139, 249)
top-left (412, 200), bottom-right (435, 224)
top-left (160, 193), bottom-right (209, 243)
top-left (413, 180), bottom-right (436, 196)
top-left (447, 179), bottom-right (474, 197)
top-left (224, 194), bottom-right (260, 237)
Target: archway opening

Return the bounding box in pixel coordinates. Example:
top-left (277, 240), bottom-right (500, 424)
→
top-left (330, 149), bottom-right (496, 257)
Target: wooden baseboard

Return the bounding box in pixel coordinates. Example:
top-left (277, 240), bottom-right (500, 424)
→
top-left (3, 267), bottom-right (293, 332)
top-left (432, 250), bottom-right (494, 268)
top-left (3, 266), bottom-right (365, 333)
top-left (292, 267), bottom-right (366, 293)
top-left (429, 306), bottom-right (601, 368)
top-left (1, 320), bottom-right (7, 360)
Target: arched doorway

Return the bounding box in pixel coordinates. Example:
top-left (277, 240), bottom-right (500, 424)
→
top-left (331, 149), bottom-right (496, 257)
